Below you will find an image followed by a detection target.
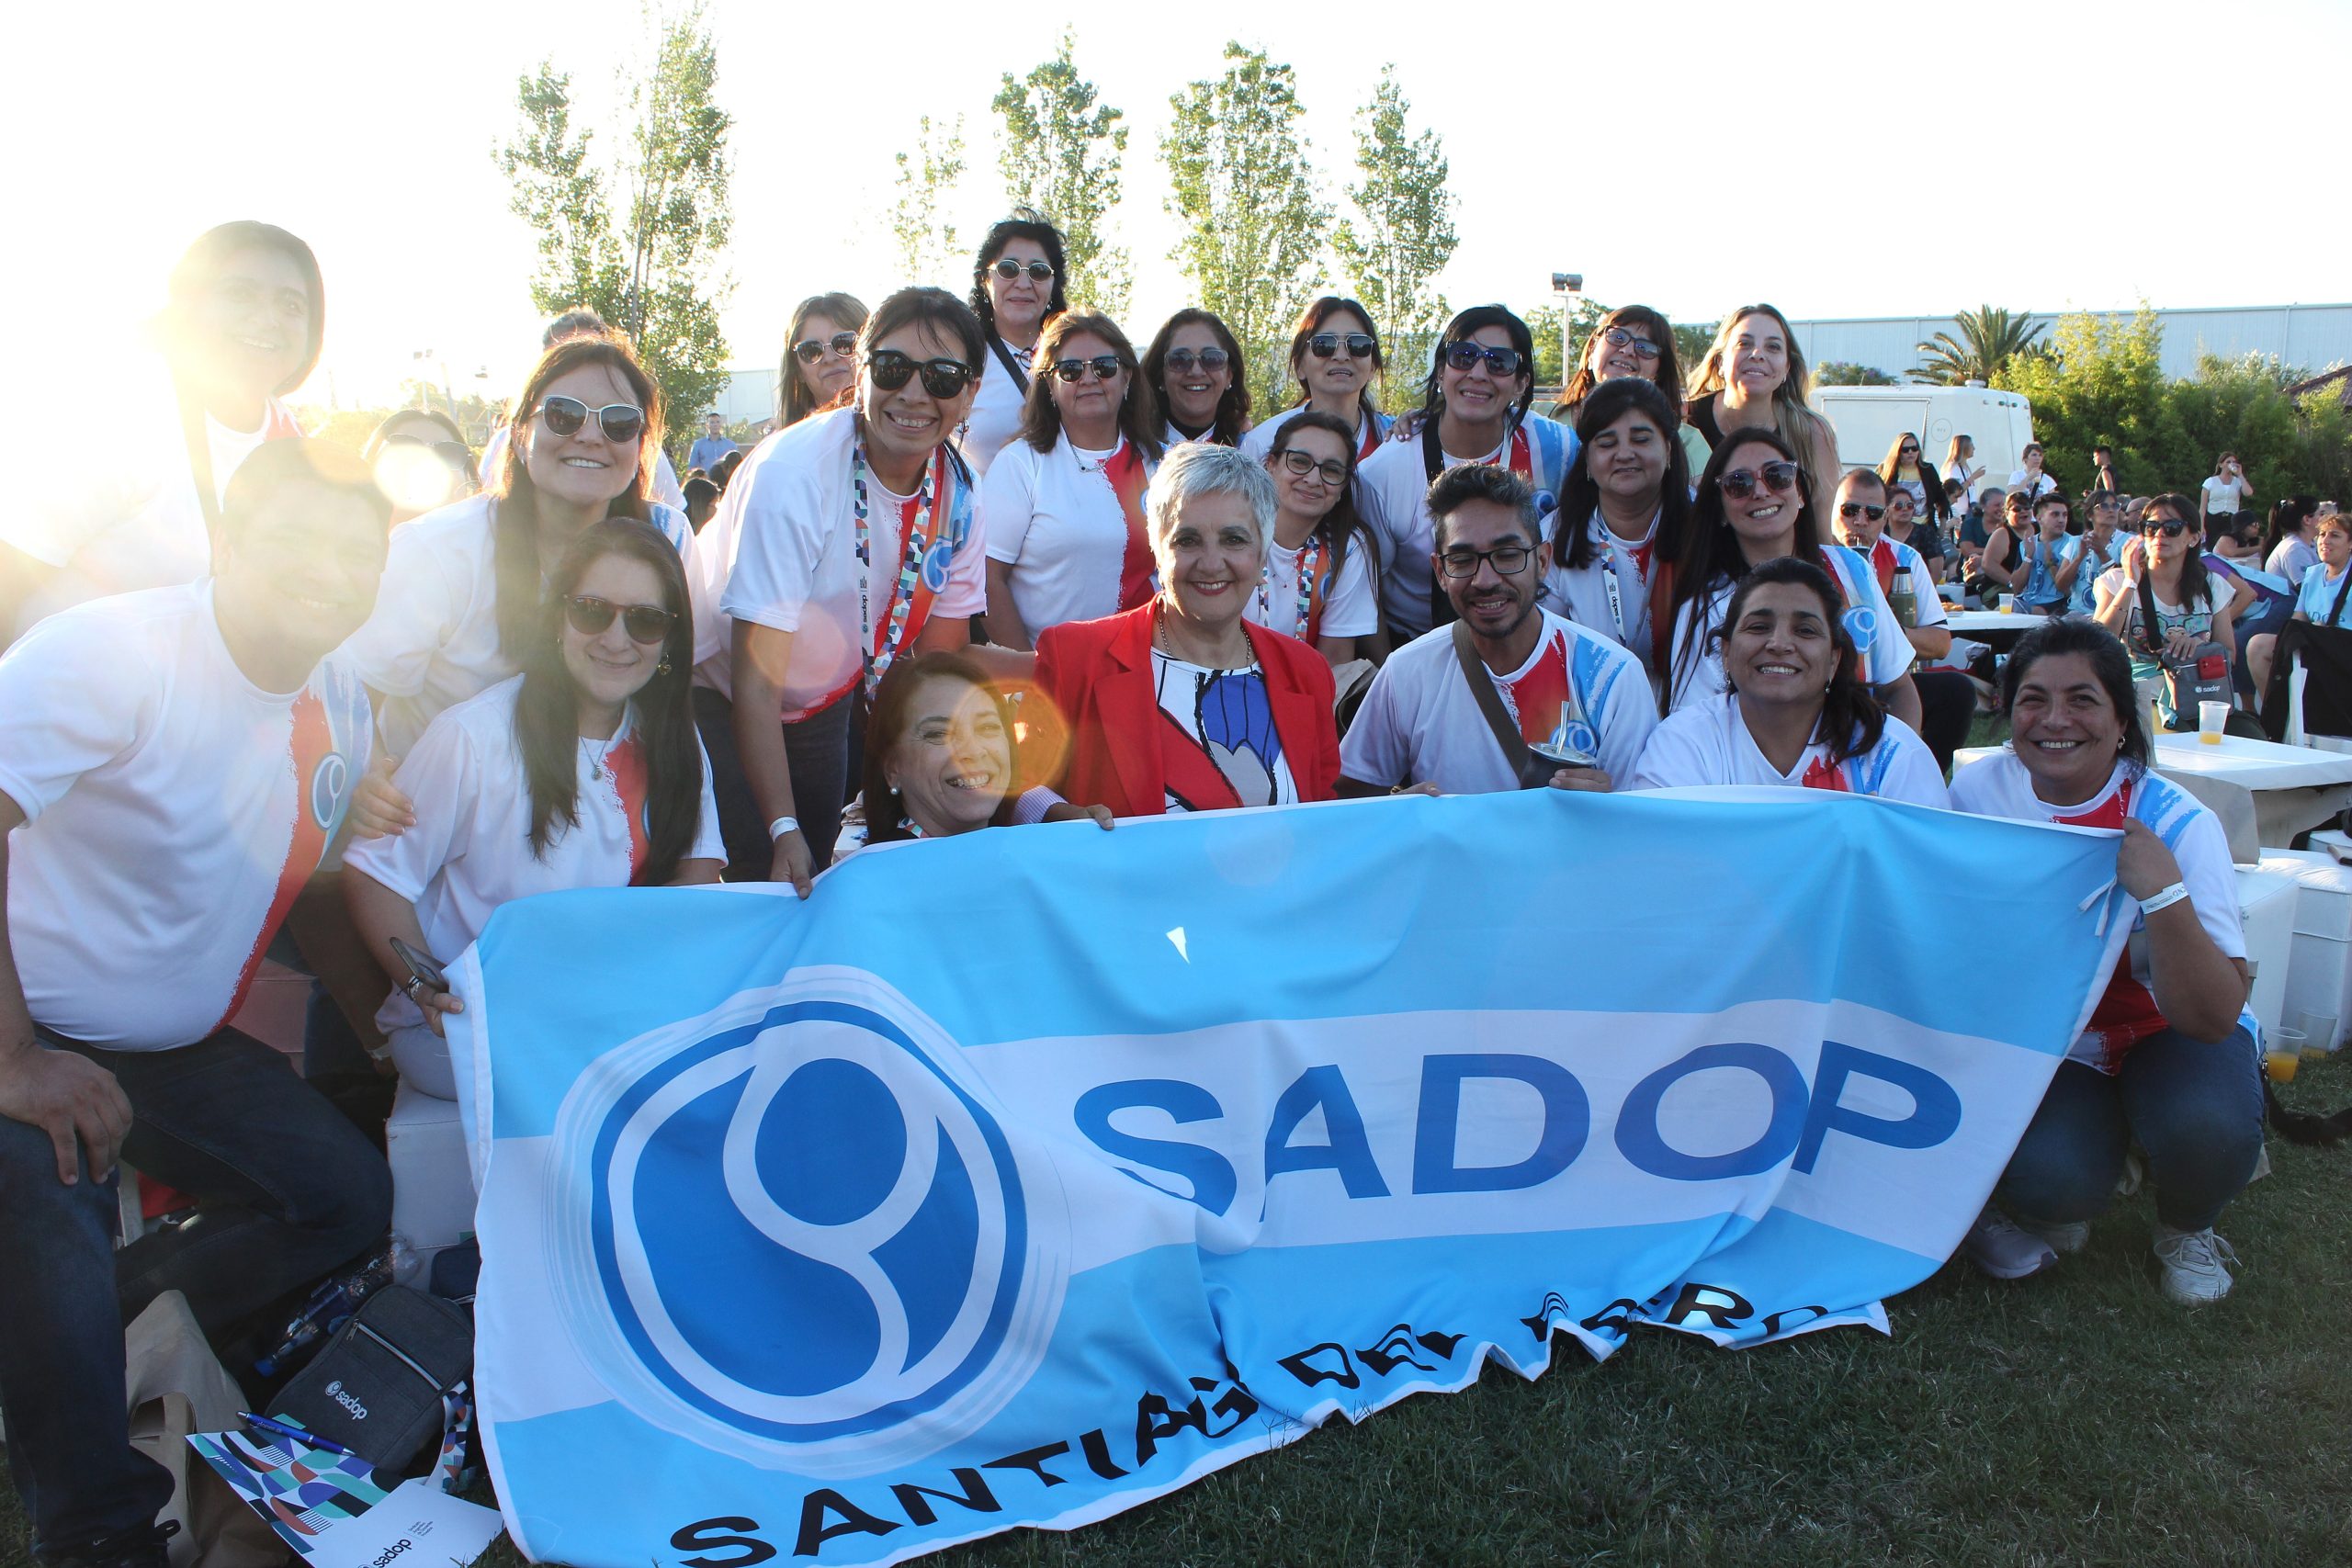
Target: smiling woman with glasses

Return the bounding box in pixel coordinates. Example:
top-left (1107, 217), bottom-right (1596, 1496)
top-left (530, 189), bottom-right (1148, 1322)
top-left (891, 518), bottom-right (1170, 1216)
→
top-left (345, 518), bottom-right (723, 1100)
top-left (1247, 411), bottom-right (1378, 665)
top-left (1548, 305), bottom-right (1710, 479)
top-left (1143, 307), bottom-right (1251, 449)
top-left (777, 291), bottom-right (868, 428)
top-left (2089, 492), bottom-right (2237, 727)
top-left (1240, 297), bottom-right (1393, 468)
top-left (959, 212), bottom-right (1072, 477)
top-left (981, 311), bottom-right (1164, 652)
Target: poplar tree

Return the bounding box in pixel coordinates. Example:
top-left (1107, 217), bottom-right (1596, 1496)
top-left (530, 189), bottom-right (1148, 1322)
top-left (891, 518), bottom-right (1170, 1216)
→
top-left (993, 31), bottom-right (1132, 319)
top-left (1332, 66), bottom-right (1457, 378)
top-left (887, 115), bottom-right (968, 291)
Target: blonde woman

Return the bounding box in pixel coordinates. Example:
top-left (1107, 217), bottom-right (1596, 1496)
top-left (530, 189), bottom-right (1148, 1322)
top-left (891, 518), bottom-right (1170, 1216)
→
top-left (1943, 434), bottom-right (1985, 495)
top-left (1682, 303), bottom-right (1840, 514)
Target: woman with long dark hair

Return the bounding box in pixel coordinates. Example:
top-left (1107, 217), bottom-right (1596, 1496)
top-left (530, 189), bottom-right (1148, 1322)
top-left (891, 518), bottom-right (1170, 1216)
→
top-left (960, 213), bottom-right (1069, 476)
top-left (1143, 308), bottom-right (1250, 448)
top-left (778, 292), bottom-right (868, 427)
top-left (345, 519), bottom-right (723, 1097)
top-left (1550, 304), bottom-right (1709, 476)
top-left (1246, 411), bottom-right (1378, 665)
top-left (1632, 557), bottom-right (1945, 804)
top-left (1682, 303), bottom-right (1840, 508)
top-left (3, 221), bottom-right (322, 639)
top-left (2261, 495), bottom-right (2320, 584)
top-left (1662, 428), bottom-right (1920, 730)
top-left (981, 311), bottom-right (1163, 650)
top-left (1239, 297), bottom-right (1392, 466)
top-left (1542, 378), bottom-right (1692, 676)
top-left (2089, 491), bottom-right (2235, 727)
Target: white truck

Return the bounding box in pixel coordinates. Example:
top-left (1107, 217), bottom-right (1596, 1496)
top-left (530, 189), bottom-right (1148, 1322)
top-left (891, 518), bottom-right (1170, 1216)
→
top-left (1813, 384), bottom-right (2035, 495)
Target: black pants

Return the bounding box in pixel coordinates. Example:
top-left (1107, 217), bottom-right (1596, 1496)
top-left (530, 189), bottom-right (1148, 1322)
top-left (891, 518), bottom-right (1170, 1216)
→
top-left (692, 686), bottom-right (860, 876)
top-left (1911, 668), bottom-right (1977, 773)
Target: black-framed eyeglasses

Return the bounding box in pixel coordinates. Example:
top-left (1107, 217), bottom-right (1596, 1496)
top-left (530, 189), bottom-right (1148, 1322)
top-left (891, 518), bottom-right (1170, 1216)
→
top-left (1052, 355), bottom-right (1124, 383)
top-left (991, 258), bottom-right (1055, 282)
top-left (1838, 502), bottom-right (1886, 522)
top-left (1443, 341), bottom-right (1526, 377)
top-left (564, 594), bottom-right (675, 646)
top-left (1438, 543), bottom-right (1533, 578)
top-left (536, 396), bottom-right (646, 445)
top-left (1309, 333), bottom-right (1376, 360)
top-left (794, 331), bottom-right (858, 364)
top-left (1719, 462), bottom-right (1800, 499)
top-left (1164, 347), bottom-right (1229, 374)
top-left (1276, 448), bottom-right (1349, 487)
top-left (1600, 327), bottom-right (1661, 361)
top-left (865, 350), bottom-right (978, 399)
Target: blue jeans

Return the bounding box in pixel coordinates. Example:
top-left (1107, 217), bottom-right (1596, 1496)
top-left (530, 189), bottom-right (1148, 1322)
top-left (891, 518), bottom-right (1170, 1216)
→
top-left (1996, 1023), bottom-right (2264, 1233)
top-left (0, 1028), bottom-right (392, 1557)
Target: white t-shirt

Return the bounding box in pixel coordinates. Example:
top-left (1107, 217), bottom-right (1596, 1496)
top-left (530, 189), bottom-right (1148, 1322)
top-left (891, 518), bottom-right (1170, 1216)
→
top-left (982, 432), bottom-right (1156, 640)
top-left (2006, 468), bottom-right (2059, 500)
top-left (1244, 532), bottom-right (1378, 643)
top-left (1631, 695), bottom-right (1949, 807)
top-left (1340, 609), bottom-right (1657, 794)
top-left (2, 369), bottom-right (288, 637)
top-left (2201, 473), bottom-right (2252, 515)
top-left (344, 676), bottom-right (723, 1041)
top-left (1667, 546), bottom-right (1917, 712)
top-left (1353, 416), bottom-right (1576, 640)
top-left (958, 339), bottom-right (1033, 479)
top-left (478, 424), bottom-right (686, 511)
top-left (339, 491), bottom-right (709, 756)
top-left (1238, 406), bottom-right (1389, 466)
top-left (1541, 508), bottom-right (1662, 672)
top-left (717, 407), bottom-right (986, 720)
top-left (0, 582), bottom-right (372, 1051)
top-left (1149, 654), bottom-right (1301, 813)
top-left (1950, 753), bottom-right (2245, 1071)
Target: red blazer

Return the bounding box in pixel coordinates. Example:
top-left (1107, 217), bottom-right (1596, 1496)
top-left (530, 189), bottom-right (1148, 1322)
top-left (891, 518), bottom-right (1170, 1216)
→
top-left (1034, 604), bottom-right (1340, 818)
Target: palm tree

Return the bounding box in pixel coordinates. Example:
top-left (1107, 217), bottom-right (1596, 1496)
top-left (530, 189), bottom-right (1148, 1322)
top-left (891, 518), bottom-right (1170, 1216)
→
top-left (1912, 306), bottom-right (2047, 385)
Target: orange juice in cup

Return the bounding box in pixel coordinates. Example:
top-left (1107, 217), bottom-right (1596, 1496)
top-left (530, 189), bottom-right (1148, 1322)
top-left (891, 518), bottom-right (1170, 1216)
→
top-left (2267, 1027), bottom-right (2306, 1081)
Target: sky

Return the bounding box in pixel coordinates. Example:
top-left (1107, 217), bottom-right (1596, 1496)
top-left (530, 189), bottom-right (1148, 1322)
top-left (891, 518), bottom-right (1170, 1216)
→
top-left (17, 0), bottom-right (2350, 412)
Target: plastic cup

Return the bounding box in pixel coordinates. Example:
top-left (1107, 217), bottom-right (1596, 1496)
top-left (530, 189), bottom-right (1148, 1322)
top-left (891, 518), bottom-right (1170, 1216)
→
top-left (2198, 700), bottom-right (2229, 745)
top-left (1999, 593), bottom-right (2016, 614)
top-left (2295, 1010), bottom-right (2338, 1061)
top-left (2267, 1027), bottom-right (2304, 1082)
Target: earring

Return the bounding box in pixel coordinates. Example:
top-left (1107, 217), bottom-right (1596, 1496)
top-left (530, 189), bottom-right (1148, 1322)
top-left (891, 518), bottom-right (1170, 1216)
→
top-left (656, 657), bottom-right (672, 676)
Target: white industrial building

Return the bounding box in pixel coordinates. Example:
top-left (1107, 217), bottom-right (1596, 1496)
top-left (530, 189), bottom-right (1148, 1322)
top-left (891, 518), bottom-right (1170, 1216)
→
top-left (1783, 303), bottom-right (2352, 383)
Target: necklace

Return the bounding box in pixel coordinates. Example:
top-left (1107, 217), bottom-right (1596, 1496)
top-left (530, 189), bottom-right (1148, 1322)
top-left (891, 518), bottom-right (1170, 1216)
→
top-left (584, 732), bottom-right (619, 780)
top-left (1257, 532), bottom-right (1323, 640)
top-left (1152, 601), bottom-right (1250, 670)
top-left (850, 436), bottom-right (940, 695)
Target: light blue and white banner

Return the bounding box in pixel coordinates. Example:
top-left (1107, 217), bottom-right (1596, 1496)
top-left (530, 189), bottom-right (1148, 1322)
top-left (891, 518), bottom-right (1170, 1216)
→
top-left (447, 790), bottom-right (2125, 1567)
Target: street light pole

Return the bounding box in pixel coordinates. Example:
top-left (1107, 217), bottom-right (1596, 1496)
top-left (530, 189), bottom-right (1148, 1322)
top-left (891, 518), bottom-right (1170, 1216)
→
top-left (1551, 272), bottom-right (1583, 387)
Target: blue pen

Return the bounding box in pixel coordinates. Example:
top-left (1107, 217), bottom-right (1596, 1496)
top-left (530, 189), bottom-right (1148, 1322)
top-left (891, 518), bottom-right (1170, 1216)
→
top-left (238, 1411), bottom-right (357, 1459)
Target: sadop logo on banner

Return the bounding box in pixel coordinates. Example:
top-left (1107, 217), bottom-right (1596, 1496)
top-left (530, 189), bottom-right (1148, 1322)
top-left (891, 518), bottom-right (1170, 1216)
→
top-left (446, 789), bottom-right (2125, 1567)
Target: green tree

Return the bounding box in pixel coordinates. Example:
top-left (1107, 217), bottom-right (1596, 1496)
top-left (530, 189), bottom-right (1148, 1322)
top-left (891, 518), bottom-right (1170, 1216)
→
top-left (2000, 308), bottom-right (2181, 494)
top-left (1674, 321), bottom-right (1719, 372)
top-left (992, 31), bottom-right (1130, 318)
top-left (1816, 362), bottom-right (1898, 387)
top-left (1331, 66), bottom-right (1456, 378)
top-left (1912, 305), bottom-right (2047, 385)
top-left (1161, 43), bottom-right (1331, 411)
top-left (888, 114), bottom-right (967, 291)
top-left (2166, 353), bottom-right (2305, 501)
top-left (494, 3), bottom-right (734, 451)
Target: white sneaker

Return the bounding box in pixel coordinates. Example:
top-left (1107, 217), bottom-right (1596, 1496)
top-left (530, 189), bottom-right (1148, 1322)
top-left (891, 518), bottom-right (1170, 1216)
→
top-left (2153, 1225), bottom-right (2239, 1305)
top-left (1963, 1205), bottom-right (2059, 1280)
top-left (2018, 1217), bottom-right (2090, 1256)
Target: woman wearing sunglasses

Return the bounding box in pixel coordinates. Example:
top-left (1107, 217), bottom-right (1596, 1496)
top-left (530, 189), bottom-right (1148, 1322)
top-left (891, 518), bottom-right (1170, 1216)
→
top-left (1246, 412), bottom-right (1378, 666)
top-left (960, 214), bottom-right (1070, 478)
top-left (1143, 308), bottom-right (1250, 448)
top-left (344, 332), bottom-right (709, 763)
top-left (1356, 304), bottom-right (1575, 649)
top-left (1682, 304), bottom-right (1840, 513)
top-left (361, 408), bottom-right (477, 526)
top-left (344, 519), bottom-right (723, 1099)
top-left (1662, 430), bottom-right (1921, 731)
top-left (2089, 493), bottom-right (2236, 727)
top-left (1239, 297), bottom-right (1392, 467)
top-left (981, 312), bottom-right (1163, 651)
top-left (1877, 430), bottom-right (1952, 531)
top-left (711, 288), bottom-right (993, 893)
top-left (1549, 305), bottom-right (1710, 479)
top-left (779, 292), bottom-right (868, 427)
top-left (3, 221), bottom-right (321, 641)
top-left (1542, 378), bottom-right (1693, 679)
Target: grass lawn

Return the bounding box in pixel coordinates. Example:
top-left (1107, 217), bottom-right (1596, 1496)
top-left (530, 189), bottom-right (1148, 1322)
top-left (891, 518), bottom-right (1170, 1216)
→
top-left (6, 1053), bottom-right (2347, 1568)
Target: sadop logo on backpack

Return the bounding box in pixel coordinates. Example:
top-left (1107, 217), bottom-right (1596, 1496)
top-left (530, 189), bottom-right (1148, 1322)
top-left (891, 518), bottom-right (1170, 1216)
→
top-left (542, 968), bottom-right (1069, 1477)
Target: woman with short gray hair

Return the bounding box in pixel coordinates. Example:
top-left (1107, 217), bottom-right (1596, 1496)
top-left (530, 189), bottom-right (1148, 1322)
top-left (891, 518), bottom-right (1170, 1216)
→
top-left (1031, 442), bottom-right (1340, 818)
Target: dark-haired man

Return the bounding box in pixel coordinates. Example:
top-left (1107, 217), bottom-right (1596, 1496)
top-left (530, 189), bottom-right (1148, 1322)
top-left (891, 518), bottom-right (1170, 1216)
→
top-left (1339, 464), bottom-right (1653, 796)
top-left (0, 440), bottom-right (392, 1568)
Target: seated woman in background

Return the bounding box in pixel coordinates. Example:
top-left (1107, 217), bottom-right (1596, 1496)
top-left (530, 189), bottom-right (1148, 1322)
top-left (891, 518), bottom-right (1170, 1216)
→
top-left (779, 292), bottom-right (868, 427)
top-left (1950, 618), bottom-right (2256, 1305)
top-left (2262, 496), bottom-right (2320, 585)
top-left (1239, 297), bottom-right (1391, 465)
top-left (345, 519), bottom-right (724, 1098)
top-left (362, 408), bottom-right (477, 526)
top-left (1632, 557), bottom-right (1946, 806)
top-left (1541, 377), bottom-right (1692, 678)
top-left (2245, 507), bottom-right (2352, 694)
top-left (1246, 411), bottom-right (1379, 667)
top-left (1144, 308), bottom-right (1250, 447)
top-left (2090, 492), bottom-right (2235, 728)
top-left (1035, 443), bottom-right (1339, 818)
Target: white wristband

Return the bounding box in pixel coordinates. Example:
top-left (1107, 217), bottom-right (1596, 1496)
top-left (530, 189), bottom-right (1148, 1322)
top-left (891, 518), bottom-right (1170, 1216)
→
top-left (2139, 882), bottom-right (2190, 917)
top-left (767, 815), bottom-right (801, 840)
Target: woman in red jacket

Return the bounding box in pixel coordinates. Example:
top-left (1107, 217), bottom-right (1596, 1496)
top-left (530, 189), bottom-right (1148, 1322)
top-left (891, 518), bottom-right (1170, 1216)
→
top-left (1035, 443), bottom-right (1340, 817)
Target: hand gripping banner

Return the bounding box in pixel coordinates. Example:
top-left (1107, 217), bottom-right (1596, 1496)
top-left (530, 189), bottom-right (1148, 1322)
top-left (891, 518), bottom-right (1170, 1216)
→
top-left (445, 789), bottom-right (2126, 1566)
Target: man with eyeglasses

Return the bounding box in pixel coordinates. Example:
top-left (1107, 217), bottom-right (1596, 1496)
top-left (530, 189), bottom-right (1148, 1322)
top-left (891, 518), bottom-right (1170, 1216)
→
top-left (1831, 470), bottom-right (1973, 769)
top-left (1338, 465), bottom-right (1652, 796)
top-left (688, 412), bottom-right (737, 476)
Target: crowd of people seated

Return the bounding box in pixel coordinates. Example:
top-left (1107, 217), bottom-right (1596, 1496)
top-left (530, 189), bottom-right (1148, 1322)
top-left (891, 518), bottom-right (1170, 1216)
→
top-left (0, 214), bottom-right (2311, 1567)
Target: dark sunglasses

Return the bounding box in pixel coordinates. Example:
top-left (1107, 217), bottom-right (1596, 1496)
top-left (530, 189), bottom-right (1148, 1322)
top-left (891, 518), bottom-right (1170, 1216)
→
top-left (1838, 502), bottom-right (1886, 522)
top-left (1719, 462), bottom-right (1801, 499)
top-left (536, 396), bottom-right (645, 444)
top-left (793, 331), bottom-right (858, 364)
top-left (2143, 519), bottom-right (2190, 538)
top-left (564, 594), bottom-right (675, 646)
top-left (1600, 327), bottom-right (1661, 361)
top-left (1309, 333), bottom-right (1376, 359)
top-left (1438, 543), bottom-right (1533, 578)
top-left (1277, 448), bottom-right (1349, 486)
top-left (1164, 347), bottom-right (1229, 374)
top-left (991, 258), bottom-right (1055, 282)
top-left (865, 350), bottom-right (978, 399)
top-left (1443, 341), bottom-right (1526, 377)
top-left (1053, 355), bottom-right (1125, 383)
top-left (1899, 443), bottom-right (1920, 454)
